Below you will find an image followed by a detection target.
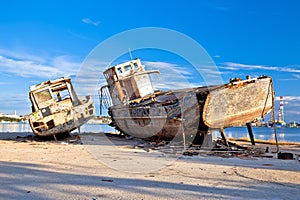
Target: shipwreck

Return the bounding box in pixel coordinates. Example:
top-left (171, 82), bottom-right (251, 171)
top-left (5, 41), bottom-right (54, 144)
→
top-left (28, 77), bottom-right (95, 137)
top-left (99, 58), bottom-right (274, 144)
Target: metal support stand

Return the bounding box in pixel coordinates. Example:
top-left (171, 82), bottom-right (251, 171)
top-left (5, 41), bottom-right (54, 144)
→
top-left (246, 122), bottom-right (255, 145)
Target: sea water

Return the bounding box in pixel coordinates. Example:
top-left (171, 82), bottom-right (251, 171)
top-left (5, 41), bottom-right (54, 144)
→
top-left (0, 122), bottom-right (115, 134)
top-left (0, 122), bottom-right (299, 143)
top-left (225, 126), bottom-right (300, 143)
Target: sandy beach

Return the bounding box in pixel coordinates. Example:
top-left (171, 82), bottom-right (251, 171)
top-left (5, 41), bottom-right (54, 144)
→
top-left (0, 132), bottom-right (299, 200)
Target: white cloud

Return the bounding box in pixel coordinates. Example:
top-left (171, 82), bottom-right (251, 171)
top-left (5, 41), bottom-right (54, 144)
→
top-left (0, 53), bottom-right (81, 78)
top-left (279, 78), bottom-right (297, 81)
top-left (275, 96), bottom-right (300, 101)
top-left (143, 61), bottom-right (202, 89)
top-left (292, 74), bottom-right (300, 79)
top-left (0, 93), bottom-right (31, 115)
top-left (82, 18), bottom-right (100, 26)
top-left (73, 59), bottom-right (111, 96)
top-left (144, 61), bottom-right (193, 76)
top-left (221, 62), bottom-right (300, 73)
top-left (281, 73), bottom-right (300, 81)
top-left (144, 61), bottom-right (224, 77)
top-left (0, 48), bottom-right (45, 63)
top-left (285, 110), bottom-right (300, 115)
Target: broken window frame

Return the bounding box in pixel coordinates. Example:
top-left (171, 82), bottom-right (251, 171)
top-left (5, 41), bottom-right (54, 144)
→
top-left (52, 86), bottom-right (71, 103)
top-left (31, 87), bottom-right (55, 110)
top-left (30, 80), bottom-right (81, 110)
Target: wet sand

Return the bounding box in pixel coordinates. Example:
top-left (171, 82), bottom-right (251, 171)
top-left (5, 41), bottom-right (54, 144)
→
top-left (0, 132), bottom-right (299, 200)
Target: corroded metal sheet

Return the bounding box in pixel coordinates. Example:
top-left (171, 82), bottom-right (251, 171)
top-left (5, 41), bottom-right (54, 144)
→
top-left (203, 77), bottom-right (273, 128)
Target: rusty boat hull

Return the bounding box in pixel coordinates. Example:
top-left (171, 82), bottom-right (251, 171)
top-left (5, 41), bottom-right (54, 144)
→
top-left (28, 98), bottom-right (94, 137)
top-left (108, 76), bottom-right (273, 140)
top-left (28, 77), bottom-right (95, 137)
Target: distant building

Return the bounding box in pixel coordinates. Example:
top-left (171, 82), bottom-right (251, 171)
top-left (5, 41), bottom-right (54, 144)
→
top-left (268, 96), bottom-right (286, 127)
top-left (287, 121), bottom-right (298, 128)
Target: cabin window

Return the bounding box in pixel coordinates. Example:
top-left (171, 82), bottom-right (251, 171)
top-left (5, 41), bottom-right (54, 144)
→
top-left (117, 67), bottom-right (123, 74)
top-left (53, 88), bottom-right (71, 102)
top-left (133, 62), bottom-right (138, 69)
top-left (35, 89), bottom-right (52, 104)
top-left (124, 64), bottom-right (132, 72)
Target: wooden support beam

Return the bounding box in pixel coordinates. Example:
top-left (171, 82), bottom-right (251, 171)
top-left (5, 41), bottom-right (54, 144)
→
top-left (246, 122), bottom-right (255, 145)
top-left (220, 128), bottom-right (229, 147)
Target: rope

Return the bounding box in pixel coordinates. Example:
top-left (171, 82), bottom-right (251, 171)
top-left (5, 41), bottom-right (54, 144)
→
top-left (271, 79), bottom-right (279, 153)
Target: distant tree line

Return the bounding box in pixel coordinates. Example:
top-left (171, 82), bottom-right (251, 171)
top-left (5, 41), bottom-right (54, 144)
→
top-left (0, 116), bottom-right (24, 122)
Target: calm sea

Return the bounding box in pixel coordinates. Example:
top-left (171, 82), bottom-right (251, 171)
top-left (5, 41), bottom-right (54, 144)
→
top-left (0, 122), bottom-right (115, 134)
top-left (224, 126), bottom-right (300, 143)
top-left (0, 122), bottom-right (299, 143)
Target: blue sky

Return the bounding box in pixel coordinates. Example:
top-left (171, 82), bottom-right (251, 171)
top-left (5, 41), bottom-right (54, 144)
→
top-left (0, 0), bottom-right (300, 123)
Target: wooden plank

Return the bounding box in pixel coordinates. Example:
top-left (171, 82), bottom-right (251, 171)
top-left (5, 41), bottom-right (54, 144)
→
top-left (246, 122), bottom-right (255, 145)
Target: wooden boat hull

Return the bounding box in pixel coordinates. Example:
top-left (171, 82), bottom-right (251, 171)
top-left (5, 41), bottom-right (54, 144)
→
top-left (203, 76), bottom-right (273, 128)
top-left (28, 77), bottom-right (95, 137)
top-left (29, 96), bottom-right (94, 137)
top-left (108, 76), bottom-right (273, 140)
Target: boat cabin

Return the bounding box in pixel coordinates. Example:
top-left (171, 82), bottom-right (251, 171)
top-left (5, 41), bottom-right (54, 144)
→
top-left (30, 77), bottom-right (80, 112)
top-left (103, 58), bottom-right (159, 105)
